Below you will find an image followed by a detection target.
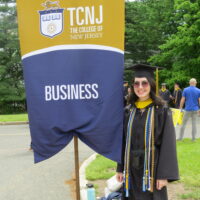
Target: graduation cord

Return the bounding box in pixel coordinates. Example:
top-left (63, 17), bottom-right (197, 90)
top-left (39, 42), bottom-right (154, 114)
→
top-left (174, 89), bottom-right (180, 104)
top-left (143, 108), bottom-right (152, 191)
top-left (142, 106), bottom-right (155, 192)
top-left (124, 108), bottom-right (136, 197)
top-left (175, 91), bottom-right (178, 104)
top-left (123, 106), bottom-right (155, 197)
top-left (150, 107), bottom-right (155, 192)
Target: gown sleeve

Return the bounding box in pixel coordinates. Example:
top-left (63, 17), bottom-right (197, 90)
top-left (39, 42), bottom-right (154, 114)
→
top-left (116, 129), bottom-right (125, 173)
top-left (156, 107), bottom-right (179, 182)
top-left (116, 106), bottom-right (130, 173)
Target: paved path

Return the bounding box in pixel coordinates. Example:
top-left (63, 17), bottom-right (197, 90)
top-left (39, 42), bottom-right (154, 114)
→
top-left (175, 115), bottom-right (200, 139)
top-left (0, 124), bottom-right (94, 200)
top-left (0, 118), bottom-right (199, 200)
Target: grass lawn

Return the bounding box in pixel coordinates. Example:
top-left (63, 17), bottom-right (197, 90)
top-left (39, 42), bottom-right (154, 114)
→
top-left (85, 154), bottom-right (116, 180)
top-left (177, 139), bottom-right (200, 199)
top-left (86, 139), bottom-right (200, 199)
top-left (0, 113), bottom-right (28, 122)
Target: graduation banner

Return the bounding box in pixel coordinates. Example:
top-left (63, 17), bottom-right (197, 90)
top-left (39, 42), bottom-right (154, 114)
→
top-left (17, 0), bottom-right (124, 163)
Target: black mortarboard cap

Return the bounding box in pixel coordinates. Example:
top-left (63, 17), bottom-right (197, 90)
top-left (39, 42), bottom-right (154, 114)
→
top-left (126, 64), bottom-right (161, 79)
top-left (174, 81), bottom-right (181, 86)
top-left (126, 64), bottom-right (163, 95)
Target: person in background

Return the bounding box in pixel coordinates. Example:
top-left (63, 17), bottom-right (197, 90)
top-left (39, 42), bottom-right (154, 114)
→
top-left (123, 81), bottom-right (129, 106)
top-left (178, 78), bottom-right (200, 141)
top-left (199, 87), bottom-right (200, 115)
top-left (126, 86), bottom-right (133, 106)
top-left (159, 83), bottom-right (172, 105)
top-left (116, 64), bottom-right (179, 200)
top-left (172, 82), bottom-right (182, 108)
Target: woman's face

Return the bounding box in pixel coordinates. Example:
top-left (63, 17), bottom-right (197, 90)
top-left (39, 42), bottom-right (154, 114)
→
top-left (133, 77), bottom-right (151, 100)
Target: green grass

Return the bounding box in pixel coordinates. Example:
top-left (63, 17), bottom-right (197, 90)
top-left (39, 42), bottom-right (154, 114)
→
top-left (180, 190), bottom-right (200, 199)
top-left (0, 113), bottom-right (28, 122)
top-left (85, 154), bottom-right (117, 180)
top-left (86, 139), bottom-right (200, 199)
top-left (176, 138), bottom-right (200, 199)
top-left (177, 139), bottom-right (200, 187)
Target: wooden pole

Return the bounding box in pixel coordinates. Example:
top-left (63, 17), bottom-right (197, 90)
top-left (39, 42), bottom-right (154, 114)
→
top-left (156, 68), bottom-right (159, 96)
top-left (74, 136), bottom-right (81, 200)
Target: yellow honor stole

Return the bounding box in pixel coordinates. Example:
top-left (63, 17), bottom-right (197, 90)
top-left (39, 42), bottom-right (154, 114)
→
top-left (175, 87), bottom-right (180, 91)
top-left (161, 88), bottom-right (166, 92)
top-left (135, 98), bottom-right (153, 109)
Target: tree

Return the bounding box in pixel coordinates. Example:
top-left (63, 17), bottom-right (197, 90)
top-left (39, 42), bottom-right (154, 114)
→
top-left (124, 0), bottom-right (177, 85)
top-left (125, 0), bottom-right (176, 64)
top-left (149, 0), bottom-right (200, 88)
top-left (0, 1), bottom-right (25, 113)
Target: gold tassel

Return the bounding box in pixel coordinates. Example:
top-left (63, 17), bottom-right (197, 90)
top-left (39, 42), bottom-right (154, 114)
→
top-left (156, 68), bottom-right (159, 96)
top-left (150, 107), bottom-right (155, 192)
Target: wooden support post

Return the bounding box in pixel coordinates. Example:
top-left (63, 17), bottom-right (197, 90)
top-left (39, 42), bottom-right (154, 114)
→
top-left (74, 136), bottom-right (81, 200)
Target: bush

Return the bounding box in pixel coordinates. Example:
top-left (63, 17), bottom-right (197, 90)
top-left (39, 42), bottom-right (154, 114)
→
top-left (0, 100), bottom-right (27, 114)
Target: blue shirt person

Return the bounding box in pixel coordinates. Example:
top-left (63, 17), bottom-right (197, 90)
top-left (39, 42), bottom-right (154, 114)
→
top-left (178, 78), bottom-right (200, 141)
top-left (182, 85), bottom-right (199, 111)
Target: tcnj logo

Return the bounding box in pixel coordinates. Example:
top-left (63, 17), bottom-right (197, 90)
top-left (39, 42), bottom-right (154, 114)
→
top-left (39, 1), bottom-right (64, 38)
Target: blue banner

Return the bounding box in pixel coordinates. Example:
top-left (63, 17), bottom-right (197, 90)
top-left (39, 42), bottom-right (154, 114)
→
top-left (17, 0), bottom-right (124, 163)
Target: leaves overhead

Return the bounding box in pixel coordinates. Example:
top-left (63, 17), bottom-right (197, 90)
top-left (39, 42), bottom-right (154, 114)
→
top-left (125, 0), bottom-right (177, 64)
top-left (149, 0), bottom-right (200, 87)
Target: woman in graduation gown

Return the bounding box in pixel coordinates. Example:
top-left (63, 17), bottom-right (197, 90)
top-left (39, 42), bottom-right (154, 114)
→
top-left (116, 64), bottom-right (179, 200)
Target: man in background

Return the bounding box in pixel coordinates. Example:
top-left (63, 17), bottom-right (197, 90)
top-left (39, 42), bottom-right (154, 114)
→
top-left (178, 78), bottom-right (200, 141)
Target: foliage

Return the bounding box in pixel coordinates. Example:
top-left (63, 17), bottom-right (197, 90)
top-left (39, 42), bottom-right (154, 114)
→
top-left (125, 0), bottom-right (176, 64)
top-left (149, 0), bottom-right (200, 87)
top-left (125, 0), bottom-right (181, 87)
top-left (0, 1), bottom-right (25, 114)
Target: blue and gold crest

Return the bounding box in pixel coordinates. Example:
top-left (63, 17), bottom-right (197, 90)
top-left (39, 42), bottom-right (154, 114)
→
top-left (39, 1), bottom-right (64, 38)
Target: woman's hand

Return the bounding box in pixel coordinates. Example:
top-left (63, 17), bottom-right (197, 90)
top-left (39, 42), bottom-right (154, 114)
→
top-left (156, 179), bottom-right (168, 190)
top-left (116, 172), bottom-right (123, 182)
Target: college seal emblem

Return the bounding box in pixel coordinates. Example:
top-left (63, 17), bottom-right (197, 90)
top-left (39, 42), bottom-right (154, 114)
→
top-left (39, 1), bottom-right (64, 38)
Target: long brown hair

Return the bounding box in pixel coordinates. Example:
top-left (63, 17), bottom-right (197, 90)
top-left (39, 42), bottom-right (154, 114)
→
top-left (127, 76), bottom-right (165, 106)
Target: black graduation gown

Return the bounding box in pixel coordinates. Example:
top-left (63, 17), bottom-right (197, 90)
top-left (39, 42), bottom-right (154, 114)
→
top-left (172, 89), bottom-right (182, 108)
top-left (124, 86), bottom-right (128, 106)
top-left (159, 90), bottom-right (171, 103)
top-left (117, 104), bottom-right (179, 200)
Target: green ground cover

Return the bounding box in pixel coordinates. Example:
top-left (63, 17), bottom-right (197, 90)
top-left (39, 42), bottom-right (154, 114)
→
top-left (0, 113), bottom-right (28, 122)
top-left (177, 139), bottom-right (200, 199)
top-left (86, 154), bottom-right (116, 180)
top-left (86, 139), bottom-right (200, 199)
